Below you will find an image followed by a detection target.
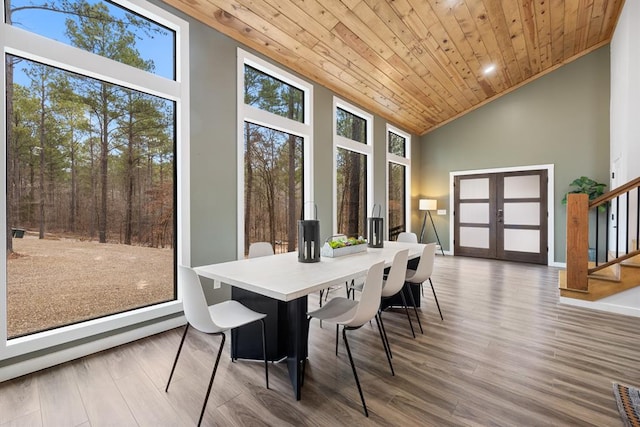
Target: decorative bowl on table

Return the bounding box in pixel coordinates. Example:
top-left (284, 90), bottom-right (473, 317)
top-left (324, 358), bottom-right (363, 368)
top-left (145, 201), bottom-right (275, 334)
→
top-left (320, 236), bottom-right (367, 258)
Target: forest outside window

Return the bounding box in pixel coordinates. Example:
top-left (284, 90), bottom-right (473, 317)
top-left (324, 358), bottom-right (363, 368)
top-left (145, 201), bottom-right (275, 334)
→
top-left (334, 99), bottom-right (372, 238)
top-left (387, 126), bottom-right (411, 241)
top-left (3, 0), bottom-right (184, 343)
top-left (239, 50), bottom-right (312, 257)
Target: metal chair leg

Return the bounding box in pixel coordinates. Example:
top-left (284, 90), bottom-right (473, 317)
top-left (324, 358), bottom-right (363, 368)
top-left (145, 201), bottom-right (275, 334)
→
top-left (399, 286), bottom-right (416, 338)
top-left (197, 332), bottom-right (225, 427)
top-left (165, 324), bottom-right (189, 392)
top-left (406, 284), bottom-right (424, 334)
top-left (260, 319), bottom-right (269, 389)
top-left (378, 310), bottom-right (393, 359)
top-left (335, 324), bottom-right (339, 355)
top-left (374, 313), bottom-right (394, 376)
top-left (231, 328), bottom-right (237, 362)
top-left (342, 327), bottom-right (368, 417)
top-left (430, 278), bottom-right (444, 321)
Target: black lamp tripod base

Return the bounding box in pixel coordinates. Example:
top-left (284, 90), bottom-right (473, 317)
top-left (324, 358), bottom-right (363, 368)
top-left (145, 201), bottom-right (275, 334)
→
top-left (419, 211), bottom-right (445, 256)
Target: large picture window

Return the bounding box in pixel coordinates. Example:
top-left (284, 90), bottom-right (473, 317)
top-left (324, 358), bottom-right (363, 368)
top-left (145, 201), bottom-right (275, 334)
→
top-left (238, 50), bottom-right (312, 257)
top-left (334, 99), bottom-right (372, 238)
top-left (2, 0), bottom-right (188, 358)
top-left (387, 126), bottom-right (411, 240)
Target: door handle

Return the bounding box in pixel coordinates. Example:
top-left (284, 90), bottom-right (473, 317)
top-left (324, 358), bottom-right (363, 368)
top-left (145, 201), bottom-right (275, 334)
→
top-left (497, 209), bottom-right (503, 223)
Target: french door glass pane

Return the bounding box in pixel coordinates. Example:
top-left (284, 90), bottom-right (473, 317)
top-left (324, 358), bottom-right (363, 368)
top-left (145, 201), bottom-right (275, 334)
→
top-left (504, 202), bottom-right (541, 225)
top-left (336, 147), bottom-right (367, 237)
top-left (460, 227), bottom-right (490, 248)
top-left (6, 55), bottom-right (176, 339)
top-left (460, 178), bottom-right (489, 199)
top-left (459, 203), bottom-right (490, 223)
top-left (244, 122), bottom-right (303, 255)
top-left (7, 0), bottom-right (176, 80)
top-left (504, 175), bottom-right (540, 198)
top-left (388, 162), bottom-right (406, 238)
top-left (504, 229), bottom-right (540, 252)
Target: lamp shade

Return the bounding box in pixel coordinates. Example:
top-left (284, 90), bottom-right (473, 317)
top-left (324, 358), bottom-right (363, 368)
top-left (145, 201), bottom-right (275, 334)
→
top-left (419, 199), bottom-right (437, 211)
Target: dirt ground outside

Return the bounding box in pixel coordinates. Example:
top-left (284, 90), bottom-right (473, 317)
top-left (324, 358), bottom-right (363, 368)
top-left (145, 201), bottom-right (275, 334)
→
top-left (7, 233), bottom-right (174, 338)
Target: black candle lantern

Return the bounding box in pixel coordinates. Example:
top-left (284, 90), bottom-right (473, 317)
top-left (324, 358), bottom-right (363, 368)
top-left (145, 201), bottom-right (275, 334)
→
top-left (368, 204), bottom-right (384, 248)
top-left (298, 204), bottom-right (320, 263)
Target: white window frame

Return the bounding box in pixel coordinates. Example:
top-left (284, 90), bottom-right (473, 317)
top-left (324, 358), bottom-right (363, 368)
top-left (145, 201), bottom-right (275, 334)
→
top-left (237, 49), bottom-right (314, 258)
top-left (332, 97), bottom-right (374, 235)
top-left (0, 0), bottom-right (190, 367)
top-left (386, 125), bottom-right (412, 238)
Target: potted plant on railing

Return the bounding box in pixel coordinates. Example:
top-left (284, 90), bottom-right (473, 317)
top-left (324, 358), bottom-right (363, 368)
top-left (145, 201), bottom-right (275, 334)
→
top-left (562, 176), bottom-right (607, 261)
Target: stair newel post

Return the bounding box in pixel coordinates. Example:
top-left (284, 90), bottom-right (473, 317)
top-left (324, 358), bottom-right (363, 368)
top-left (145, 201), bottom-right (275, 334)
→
top-left (566, 193), bottom-right (589, 291)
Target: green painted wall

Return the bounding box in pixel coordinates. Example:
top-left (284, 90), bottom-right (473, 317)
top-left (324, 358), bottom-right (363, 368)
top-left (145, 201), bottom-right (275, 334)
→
top-left (417, 46), bottom-right (611, 263)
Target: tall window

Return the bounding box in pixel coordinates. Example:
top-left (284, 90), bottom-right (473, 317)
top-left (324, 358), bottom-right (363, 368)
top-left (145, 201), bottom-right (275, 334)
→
top-left (2, 0), bottom-right (188, 351)
top-left (387, 125), bottom-right (411, 241)
top-left (238, 50), bottom-right (312, 257)
top-left (334, 99), bottom-right (372, 238)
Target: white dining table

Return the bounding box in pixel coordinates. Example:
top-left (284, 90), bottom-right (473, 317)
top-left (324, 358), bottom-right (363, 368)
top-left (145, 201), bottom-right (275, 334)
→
top-left (194, 241), bottom-right (425, 400)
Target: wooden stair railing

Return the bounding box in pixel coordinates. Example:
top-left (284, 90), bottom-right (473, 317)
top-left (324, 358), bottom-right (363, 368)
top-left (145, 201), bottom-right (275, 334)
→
top-left (565, 176), bottom-right (640, 293)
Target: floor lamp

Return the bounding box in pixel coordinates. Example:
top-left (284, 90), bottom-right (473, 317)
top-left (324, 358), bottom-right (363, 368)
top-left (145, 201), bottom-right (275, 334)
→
top-left (419, 199), bottom-right (445, 256)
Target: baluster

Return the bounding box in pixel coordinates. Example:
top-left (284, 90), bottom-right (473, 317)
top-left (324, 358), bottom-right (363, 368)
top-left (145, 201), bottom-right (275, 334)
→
top-left (626, 190), bottom-right (630, 254)
top-left (616, 195), bottom-right (620, 258)
top-left (637, 187), bottom-right (640, 250)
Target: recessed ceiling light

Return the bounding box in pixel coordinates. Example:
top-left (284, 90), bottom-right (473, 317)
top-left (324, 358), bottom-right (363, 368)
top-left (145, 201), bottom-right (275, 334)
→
top-left (483, 64), bottom-right (496, 75)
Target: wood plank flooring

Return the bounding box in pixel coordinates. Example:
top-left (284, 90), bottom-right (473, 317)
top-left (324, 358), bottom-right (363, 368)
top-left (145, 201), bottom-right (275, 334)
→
top-left (2, 255), bottom-right (639, 426)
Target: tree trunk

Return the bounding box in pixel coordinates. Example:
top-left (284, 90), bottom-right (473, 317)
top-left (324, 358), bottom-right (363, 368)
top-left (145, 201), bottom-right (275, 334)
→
top-left (124, 115), bottom-right (134, 245)
top-left (6, 54), bottom-right (15, 253)
top-left (38, 79), bottom-right (46, 240)
top-left (346, 119), bottom-right (363, 237)
top-left (287, 134), bottom-right (296, 252)
top-left (244, 122), bottom-right (253, 252)
top-left (287, 92), bottom-right (297, 252)
top-left (89, 131), bottom-right (96, 239)
top-left (69, 137), bottom-right (77, 232)
top-left (99, 85), bottom-right (109, 244)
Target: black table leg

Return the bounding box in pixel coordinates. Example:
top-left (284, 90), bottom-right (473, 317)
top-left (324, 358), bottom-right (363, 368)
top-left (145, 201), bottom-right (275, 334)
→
top-left (287, 296), bottom-right (308, 400)
top-left (231, 287), bottom-right (308, 400)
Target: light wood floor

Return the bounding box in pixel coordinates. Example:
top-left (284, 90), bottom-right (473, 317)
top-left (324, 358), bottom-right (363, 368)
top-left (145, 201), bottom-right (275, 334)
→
top-left (2, 256), bottom-right (639, 426)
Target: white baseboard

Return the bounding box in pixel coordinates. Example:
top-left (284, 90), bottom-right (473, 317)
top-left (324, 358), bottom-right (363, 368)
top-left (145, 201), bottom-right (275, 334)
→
top-left (0, 316), bottom-right (185, 383)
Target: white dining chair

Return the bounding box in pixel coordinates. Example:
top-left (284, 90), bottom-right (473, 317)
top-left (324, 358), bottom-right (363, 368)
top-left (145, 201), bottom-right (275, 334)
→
top-left (307, 261), bottom-right (388, 417)
top-left (349, 249), bottom-right (413, 344)
top-left (248, 241), bottom-right (274, 258)
top-left (378, 249), bottom-right (413, 347)
top-left (397, 231), bottom-right (430, 297)
top-left (166, 266), bottom-right (269, 426)
top-left (405, 243), bottom-right (442, 335)
top-left (396, 231), bottom-right (418, 243)
top-left (319, 235), bottom-right (352, 305)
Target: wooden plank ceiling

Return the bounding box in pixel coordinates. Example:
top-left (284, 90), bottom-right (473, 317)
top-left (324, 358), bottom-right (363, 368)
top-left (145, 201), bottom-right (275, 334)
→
top-left (162, 0), bottom-right (625, 135)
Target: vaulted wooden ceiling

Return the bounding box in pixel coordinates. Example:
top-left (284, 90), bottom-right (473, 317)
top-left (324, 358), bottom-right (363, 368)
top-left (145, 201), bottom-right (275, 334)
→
top-left (161, 0), bottom-right (625, 135)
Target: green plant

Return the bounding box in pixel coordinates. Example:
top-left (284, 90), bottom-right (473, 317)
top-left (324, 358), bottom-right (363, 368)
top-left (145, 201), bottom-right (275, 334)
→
top-left (561, 176), bottom-right (607, 211)
top-left (328, 236), bottom-right (367, 249)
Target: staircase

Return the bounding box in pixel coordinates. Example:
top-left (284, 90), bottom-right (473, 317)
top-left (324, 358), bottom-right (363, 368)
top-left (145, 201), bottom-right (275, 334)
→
top-left (560, 176), bottom-right (640, 300)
